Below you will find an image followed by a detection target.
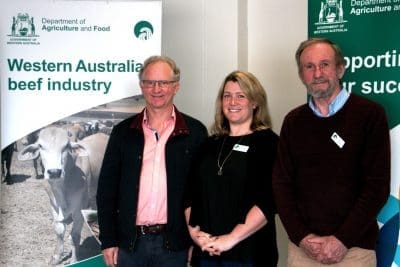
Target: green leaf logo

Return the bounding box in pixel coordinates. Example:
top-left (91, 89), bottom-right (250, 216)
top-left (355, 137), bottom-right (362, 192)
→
top-left (134, 21), bottom-right (154, 40)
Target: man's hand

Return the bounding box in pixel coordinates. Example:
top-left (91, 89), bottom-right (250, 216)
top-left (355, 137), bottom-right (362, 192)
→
top-left (102, 247), bottom-right (118, 267)
top-left (299, 234), bottom-right (323, 260)
top-left (308, 235), bottom-right (348, 264)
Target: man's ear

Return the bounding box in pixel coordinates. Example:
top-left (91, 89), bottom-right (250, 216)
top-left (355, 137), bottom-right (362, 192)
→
top-left (337, 64), bottom-right (345, 79)
top-left (174, 82), bottom-right (180, 94)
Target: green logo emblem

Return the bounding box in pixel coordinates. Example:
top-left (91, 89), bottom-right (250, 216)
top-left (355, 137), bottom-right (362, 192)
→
top-left (316, 0), bottom-right (346, 24)
top-left (10, 13), bottom-right (38, 37)
top-left (134, 21), bottom-right (153, 40)
top-left (311, 0), bottom-right (348, 35)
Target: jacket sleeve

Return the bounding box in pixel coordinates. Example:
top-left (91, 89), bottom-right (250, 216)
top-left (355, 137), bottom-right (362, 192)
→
top-left (183, 122), bottom-right (208, 211)
top-left (96, 123), bottom-right (123, 250)
top-left (186, 138), bottom-right (209, 227)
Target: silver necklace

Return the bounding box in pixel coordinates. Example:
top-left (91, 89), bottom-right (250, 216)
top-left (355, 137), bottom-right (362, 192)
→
top-left (217, 136), bottom-right (244, 176)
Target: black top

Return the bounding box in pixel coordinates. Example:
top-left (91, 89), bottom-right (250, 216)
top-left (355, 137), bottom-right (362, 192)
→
top-left (189, 129), bottom-right (279, 267)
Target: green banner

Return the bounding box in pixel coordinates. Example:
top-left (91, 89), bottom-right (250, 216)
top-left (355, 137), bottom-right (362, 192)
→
top-left (308, 1), bottom-right (400, 266)
top-left (65, 255), bottom-right (106, 267)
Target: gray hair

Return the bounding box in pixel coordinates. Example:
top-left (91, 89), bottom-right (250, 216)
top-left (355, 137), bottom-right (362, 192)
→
top-left (138, 55), bottom-right (180, 81)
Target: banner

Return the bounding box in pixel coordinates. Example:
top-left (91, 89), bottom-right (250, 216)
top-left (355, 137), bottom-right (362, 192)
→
top-left (0, 0), bottom-right (161, 265)
top-left (308, 1), bottom-right (400, 266)
top-left (1, 0), bottom-right (161, 148)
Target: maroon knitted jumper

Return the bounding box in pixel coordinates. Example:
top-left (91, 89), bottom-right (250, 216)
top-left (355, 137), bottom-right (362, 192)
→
top-left (272, 93), bottom-right (390, 250)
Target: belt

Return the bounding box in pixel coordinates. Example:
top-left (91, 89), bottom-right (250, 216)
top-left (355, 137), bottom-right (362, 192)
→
top-left (136, 224), bottom-right (166, 235)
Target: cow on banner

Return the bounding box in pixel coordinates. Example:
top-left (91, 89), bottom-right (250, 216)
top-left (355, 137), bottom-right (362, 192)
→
top-left (18, 126), bottom-right (108, 264)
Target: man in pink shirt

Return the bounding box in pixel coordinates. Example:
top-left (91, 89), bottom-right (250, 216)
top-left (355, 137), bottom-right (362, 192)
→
top-left (97, 56), bottom-right (207, 267)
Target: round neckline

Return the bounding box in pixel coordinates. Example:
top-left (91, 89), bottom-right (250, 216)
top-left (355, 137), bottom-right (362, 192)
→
top-left (228, 132), bottom-right (253, 138)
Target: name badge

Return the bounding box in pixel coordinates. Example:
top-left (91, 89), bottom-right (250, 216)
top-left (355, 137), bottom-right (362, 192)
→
top-left (331, 132), bottom-right (345, 148)
top-left (233, 144), bottom-right (249, 152)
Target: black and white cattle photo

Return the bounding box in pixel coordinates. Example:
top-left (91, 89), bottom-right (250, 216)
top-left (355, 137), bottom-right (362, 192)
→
top-left (0, 96), bottom-right (144, 266)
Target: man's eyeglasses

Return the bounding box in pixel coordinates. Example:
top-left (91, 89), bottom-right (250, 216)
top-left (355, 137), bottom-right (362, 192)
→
top-left (301, 61), bottom-right (334, 73)
top-left (140, 80), bottom-right (177, 88)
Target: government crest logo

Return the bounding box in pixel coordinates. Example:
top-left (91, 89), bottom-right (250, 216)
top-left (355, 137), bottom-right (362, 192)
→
top-left (7, 12), bottom-right (40, 45)
top-left (312, 0), bottom-right (348, 35)
top-left (316, 0), bottom-right (346, 24)
top-left (9, 13), bottom-right (38, 37)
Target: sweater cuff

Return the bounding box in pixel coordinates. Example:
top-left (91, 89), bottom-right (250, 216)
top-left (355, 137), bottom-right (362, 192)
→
top-left (334, 229), bottom-right (354, 249)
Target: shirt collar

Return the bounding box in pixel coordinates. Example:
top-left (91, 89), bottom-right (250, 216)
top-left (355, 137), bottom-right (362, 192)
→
top-left (130, 105), bottom-right (191, 137)
top-left (308, 89), bottom-right (350, 117)
top-left (143, 106), bottom-right (176, 128)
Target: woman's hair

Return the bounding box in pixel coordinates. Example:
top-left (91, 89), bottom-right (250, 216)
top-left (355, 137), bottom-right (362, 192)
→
top-left (210, 70), bottom-right (272, 136)
top-left (138, 55), bottom-right (180, 81)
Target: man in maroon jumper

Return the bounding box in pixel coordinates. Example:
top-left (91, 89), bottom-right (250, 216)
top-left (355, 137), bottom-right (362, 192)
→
top-left (273, 38), bottom-right (390, 267)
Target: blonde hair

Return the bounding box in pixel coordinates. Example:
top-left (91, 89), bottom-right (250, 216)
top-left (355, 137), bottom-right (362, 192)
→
top-left (210, 70), bottom-right (272, 136)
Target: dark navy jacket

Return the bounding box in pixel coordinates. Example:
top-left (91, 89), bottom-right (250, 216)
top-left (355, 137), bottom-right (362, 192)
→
top-left (97, 107), bottom-right (207, 251)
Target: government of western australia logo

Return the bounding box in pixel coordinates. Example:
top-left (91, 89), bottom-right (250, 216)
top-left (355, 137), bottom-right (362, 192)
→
top-left (7, 13), bottom-right (40, 45)
top-left (316, 0), bottom-right (346, 24)
top-left (134, 21), bottom-right (153, 40)
top-left (10, 13), bottom-right (38, 37)
top-left (313, 0), bottom-right (348, 34)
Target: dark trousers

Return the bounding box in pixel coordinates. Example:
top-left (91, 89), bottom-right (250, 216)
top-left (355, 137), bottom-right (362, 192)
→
top-left (200, 258), bottom-right (253, 267)
top-left (117, 234), bottom-right (188, 267)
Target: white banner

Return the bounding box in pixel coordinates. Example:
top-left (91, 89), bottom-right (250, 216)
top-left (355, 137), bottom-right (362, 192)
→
top-left (0, 1), bottom-right (161, 266)
top-left (1, 0), bottom-right (161, 148)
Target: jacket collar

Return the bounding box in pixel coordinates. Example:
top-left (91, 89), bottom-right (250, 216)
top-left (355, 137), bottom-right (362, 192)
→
top-left (130, 105), bottom-right (190, 137)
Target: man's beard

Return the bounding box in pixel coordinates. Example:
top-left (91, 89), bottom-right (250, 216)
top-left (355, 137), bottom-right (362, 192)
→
top-left (306, 80), bottom-right (336, 99)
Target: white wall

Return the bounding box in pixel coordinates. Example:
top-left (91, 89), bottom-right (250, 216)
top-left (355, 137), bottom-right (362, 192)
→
top-left (247, 2), bottom-right (307, 265)
top-left (247, 1), bottom-right (307, 132)
top-left (162, 0), bottom-right (241, 127)
top-left (163, 0), bottom-right (307, 132)
top-left (163, 1), bottom-right (308, 266)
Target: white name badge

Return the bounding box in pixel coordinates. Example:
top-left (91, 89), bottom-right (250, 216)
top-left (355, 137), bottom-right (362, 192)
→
top-left (331, 132), bottom-right (345, 148)
top-left (233, 144), bottom-right (249, 152)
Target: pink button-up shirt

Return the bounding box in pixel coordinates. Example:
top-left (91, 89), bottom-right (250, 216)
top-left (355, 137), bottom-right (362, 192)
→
top-left (136, 109), bottom-right (175, 225)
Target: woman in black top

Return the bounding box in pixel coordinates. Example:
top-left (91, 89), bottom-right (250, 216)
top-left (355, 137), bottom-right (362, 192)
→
top-left (186, 71), bottom-right (279, 267)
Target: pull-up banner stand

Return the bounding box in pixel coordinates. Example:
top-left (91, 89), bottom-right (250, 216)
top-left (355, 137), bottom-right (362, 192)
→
top-left (308, 1), bottom-right (400, 266)
top-left (0, 1), bottom-right (161, 266)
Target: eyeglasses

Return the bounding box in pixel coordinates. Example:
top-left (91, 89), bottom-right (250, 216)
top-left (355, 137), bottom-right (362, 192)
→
top-left (140, 80), bottom-right (177, 88)
top-left (301, 61), bottom-right (334, 72)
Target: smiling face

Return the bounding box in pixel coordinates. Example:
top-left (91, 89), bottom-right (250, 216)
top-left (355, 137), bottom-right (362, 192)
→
top-left (299, 42), bottom-right (345, 100)
top-left (140, 61), bottom-right (179, 112)
top-left (222, 81), bottom-right (255, 129)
